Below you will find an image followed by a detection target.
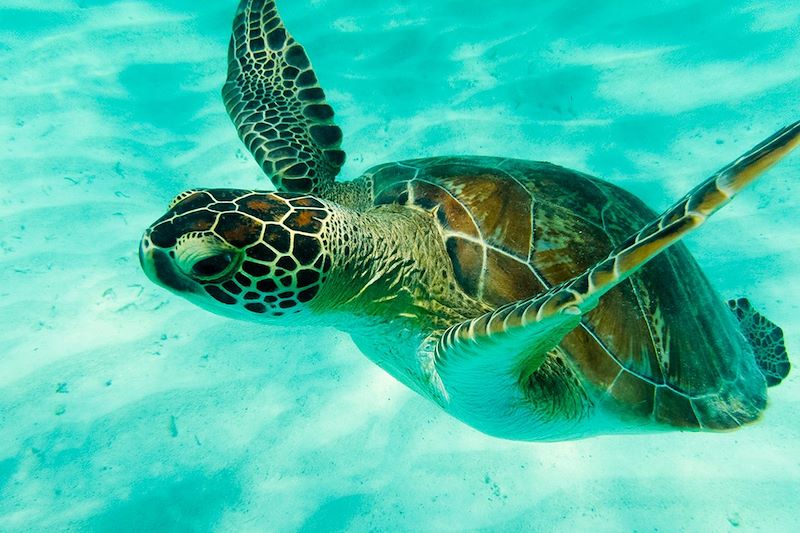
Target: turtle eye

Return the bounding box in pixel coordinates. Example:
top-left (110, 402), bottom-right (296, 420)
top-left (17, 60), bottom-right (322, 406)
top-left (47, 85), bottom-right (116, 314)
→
top-left (191, 253), bottom-right (234, 279)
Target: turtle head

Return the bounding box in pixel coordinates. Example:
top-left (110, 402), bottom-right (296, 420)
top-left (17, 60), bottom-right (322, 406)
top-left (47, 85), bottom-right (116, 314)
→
top-left (139, 189), bottom-right (333, 322)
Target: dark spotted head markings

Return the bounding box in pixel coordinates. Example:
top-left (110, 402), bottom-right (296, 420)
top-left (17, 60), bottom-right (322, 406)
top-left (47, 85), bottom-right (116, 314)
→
top-left (140, 189), bottom-right (334, 317)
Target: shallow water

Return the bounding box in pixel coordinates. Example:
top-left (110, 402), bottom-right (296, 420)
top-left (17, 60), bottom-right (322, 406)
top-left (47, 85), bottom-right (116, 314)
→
top-left (1, 0), bottom-right (799, 531)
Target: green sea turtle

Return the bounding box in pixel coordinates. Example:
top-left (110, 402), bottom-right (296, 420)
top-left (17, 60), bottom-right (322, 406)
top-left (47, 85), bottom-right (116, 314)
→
top-left (139, 0), bottom-right (797, 440)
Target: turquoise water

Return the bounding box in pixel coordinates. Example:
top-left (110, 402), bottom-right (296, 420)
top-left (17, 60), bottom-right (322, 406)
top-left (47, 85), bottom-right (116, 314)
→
top-left (1, 0), bottom-right (799, 530)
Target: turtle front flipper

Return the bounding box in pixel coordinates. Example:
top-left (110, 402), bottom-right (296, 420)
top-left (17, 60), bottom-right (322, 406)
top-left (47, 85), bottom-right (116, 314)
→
top-left (567, 120), bottom-right (800, 313)
top-left (432, 122), bottom-right (799, 433)
top-left (728, 298), bottom-right (790, 386)
top-left (223, 0), bottom-right (345, 194)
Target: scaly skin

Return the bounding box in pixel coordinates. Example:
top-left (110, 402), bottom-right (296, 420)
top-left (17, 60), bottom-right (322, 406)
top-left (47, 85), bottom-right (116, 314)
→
top-left (313, 200), bottom-right (486, 329)
top-left (313, 186), bottom-right (491, 399)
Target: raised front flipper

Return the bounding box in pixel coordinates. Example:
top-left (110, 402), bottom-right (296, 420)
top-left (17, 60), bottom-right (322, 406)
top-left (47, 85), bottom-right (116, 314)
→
top-left (434, 122), bottom-right (799, 431)
top-left (223, 0), bottom-right (345, 193)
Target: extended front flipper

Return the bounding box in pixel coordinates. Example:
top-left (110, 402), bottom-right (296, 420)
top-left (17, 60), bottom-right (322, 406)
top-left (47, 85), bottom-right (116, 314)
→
top-left (223, 0), bottom-right (346, 193)
top-left (434, 122), bottom-right (800, 418)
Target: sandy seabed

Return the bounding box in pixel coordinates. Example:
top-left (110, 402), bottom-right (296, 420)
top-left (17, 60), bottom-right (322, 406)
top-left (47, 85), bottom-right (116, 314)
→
top-left (1, 1), bottom-right (799, 531)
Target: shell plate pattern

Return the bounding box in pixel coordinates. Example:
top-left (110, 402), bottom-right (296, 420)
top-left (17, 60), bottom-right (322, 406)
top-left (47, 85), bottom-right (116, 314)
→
top-left (368, 156), bottom-right (766, 429)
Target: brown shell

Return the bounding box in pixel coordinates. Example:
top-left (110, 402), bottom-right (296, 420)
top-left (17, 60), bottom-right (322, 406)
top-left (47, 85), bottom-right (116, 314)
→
top-left (367, 156), bottom-right (766, 430)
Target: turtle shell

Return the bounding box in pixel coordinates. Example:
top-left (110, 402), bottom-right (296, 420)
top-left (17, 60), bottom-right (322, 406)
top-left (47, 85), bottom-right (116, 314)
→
top-left (366, 156), bottom-right (766, 430)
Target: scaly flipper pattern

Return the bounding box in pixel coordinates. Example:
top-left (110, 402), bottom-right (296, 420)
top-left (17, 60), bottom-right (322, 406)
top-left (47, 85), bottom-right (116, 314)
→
top-left (728, 298), bottom-right (790, 386)
top-left (223, 0), bottom-right (346, 194)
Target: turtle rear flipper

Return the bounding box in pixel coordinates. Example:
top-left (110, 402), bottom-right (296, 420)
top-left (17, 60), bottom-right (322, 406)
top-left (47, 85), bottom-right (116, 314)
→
top-left (728, 298), bottom-right (790, 386)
